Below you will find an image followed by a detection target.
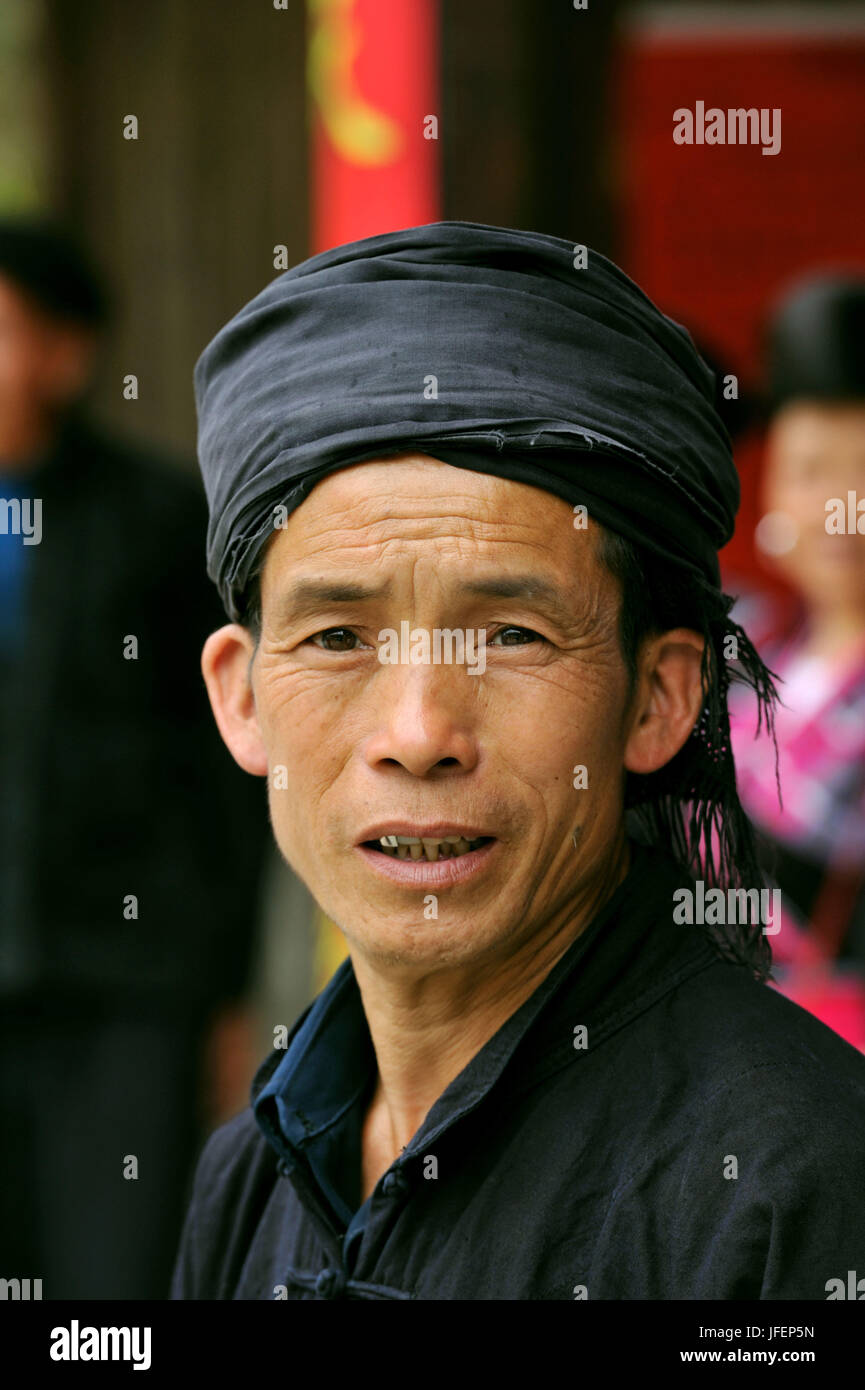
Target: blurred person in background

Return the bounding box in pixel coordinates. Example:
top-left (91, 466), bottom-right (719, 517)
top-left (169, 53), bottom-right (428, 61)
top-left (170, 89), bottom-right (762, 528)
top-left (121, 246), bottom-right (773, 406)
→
top-left (730, 274), bottom-right (865, 1051)
top-left (0, 217), bottom-right (270, 1298)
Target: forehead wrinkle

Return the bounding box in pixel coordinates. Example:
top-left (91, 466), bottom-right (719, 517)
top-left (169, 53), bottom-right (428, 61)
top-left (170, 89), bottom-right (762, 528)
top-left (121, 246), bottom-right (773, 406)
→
top-left (299, 461), bottom-right (573, 529)
top-left (286, 487), bottom-right (586, 563)
top-left (295, 505), bottom-right (554, 553)
top-left (279, 525), bottom-right (599, 599)
top-left (311, 455), bottom-right (526, 498)
top-left (266, 501), bottom-right (611, 622)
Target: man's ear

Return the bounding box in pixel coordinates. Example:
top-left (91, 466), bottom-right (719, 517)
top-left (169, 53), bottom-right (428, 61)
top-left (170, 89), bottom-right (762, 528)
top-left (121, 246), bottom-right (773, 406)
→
top-left (623, 628), bottom-right (705, 775)
top-left (201, 625), bottom-right (268, 776)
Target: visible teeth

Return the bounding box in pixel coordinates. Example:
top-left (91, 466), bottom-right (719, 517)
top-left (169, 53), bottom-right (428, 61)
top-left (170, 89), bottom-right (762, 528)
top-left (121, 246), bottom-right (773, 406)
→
top-left (374, 833), bottom-right (486, 861)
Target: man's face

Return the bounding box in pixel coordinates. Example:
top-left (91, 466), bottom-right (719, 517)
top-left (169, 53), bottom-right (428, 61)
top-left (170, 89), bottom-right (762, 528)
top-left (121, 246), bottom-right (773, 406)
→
top-left (0, 274), bottom-right (94, 453)
top-left (245, 455), bottom-right (637, 971)
top-left (762, 400), bottom-right (865, 611)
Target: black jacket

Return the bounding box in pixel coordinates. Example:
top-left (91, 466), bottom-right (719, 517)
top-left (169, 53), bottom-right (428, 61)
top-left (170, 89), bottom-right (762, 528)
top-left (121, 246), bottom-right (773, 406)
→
top-left (0, 413), bottom-right (269, 1011)
top-left (170, 842), bottom-right (865, 1299)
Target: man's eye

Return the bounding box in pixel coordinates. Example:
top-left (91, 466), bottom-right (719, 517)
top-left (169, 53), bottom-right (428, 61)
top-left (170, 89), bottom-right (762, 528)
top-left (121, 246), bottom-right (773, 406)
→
top-left (489, 626), bottom-right (543, 646)
top-left (309, 627), bottom-right (361, 652)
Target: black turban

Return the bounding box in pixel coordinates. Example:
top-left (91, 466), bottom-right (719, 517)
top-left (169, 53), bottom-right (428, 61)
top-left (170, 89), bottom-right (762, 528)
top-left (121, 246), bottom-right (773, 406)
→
top-left (194, 220), bottom-right (779, 982)
top-left (195, 221), bottom-right (737, 622)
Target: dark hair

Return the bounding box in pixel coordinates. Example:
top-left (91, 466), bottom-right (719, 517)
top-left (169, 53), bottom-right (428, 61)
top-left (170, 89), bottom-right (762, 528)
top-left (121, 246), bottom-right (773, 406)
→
top-left (242, 566), bottom-right (264, 641)
top-left (0, 217), bottom-right (110, 328)
top-left (598, 526), bottom-right (778, 981)
top-left (239, 523), bottom-right (778, 981)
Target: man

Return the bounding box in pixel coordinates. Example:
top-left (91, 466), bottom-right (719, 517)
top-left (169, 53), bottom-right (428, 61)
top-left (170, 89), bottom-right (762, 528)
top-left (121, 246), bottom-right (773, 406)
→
top-left (171, 222), bottom-right (865, 1300)
top-left (0, 218), bottom-right (270, 1298)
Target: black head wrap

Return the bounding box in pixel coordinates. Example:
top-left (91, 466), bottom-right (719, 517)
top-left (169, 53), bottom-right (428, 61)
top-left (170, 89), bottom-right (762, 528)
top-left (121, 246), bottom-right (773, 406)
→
top-left (195, 220), bottom-right (779, 979)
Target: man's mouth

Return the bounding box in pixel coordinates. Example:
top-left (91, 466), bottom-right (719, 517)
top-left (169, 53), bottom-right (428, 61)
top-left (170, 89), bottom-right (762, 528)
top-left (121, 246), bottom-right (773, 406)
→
top-left (363, 834), bottom-right (493, 863)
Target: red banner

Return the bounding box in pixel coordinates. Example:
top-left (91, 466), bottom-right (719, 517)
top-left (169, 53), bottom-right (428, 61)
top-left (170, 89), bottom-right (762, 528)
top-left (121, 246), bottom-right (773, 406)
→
top-left (308, 0), bottom-right (440, 253)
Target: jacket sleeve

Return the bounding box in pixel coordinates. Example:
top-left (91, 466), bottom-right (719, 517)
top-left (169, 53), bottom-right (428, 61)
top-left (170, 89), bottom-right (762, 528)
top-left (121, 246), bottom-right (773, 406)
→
top-left (169, 1126), bottom-right (222, 1300)
top-left (170, 1111), bottom-right (278, 1299)
top-left (169, 1180), bottom-right (202, 1300)
top-left (757, 1106), bottom-right (865, 1299)
top-left (676, 1060), bottom-right (865, 1300)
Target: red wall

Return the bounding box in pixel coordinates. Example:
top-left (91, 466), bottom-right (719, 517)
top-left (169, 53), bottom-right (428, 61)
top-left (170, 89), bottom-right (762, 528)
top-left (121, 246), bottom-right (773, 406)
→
top-left (616, 22), bottom-right (865, 590)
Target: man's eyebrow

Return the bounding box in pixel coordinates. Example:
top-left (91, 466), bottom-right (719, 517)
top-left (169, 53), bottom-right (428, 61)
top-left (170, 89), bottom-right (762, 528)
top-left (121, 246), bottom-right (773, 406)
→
top-left (462, 576), bottom-right (575, 624)
top-left (273, 574), bottom-right (575, 624)
top-left (284, 579), bottom-right (390, 608)
top-left (270, 578), bottom-right (390, 624)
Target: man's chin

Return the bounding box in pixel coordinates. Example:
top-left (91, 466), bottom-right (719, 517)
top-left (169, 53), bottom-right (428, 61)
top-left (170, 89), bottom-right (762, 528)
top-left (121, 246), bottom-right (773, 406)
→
top-left (338, 917), bottom-right (499, 973)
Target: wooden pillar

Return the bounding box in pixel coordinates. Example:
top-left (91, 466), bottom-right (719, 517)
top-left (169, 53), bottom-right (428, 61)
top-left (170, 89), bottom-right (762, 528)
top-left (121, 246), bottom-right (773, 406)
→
top-left (440, 0), bottom-right (621, 257)
top-left (41, 0), bottom-right (309, 458)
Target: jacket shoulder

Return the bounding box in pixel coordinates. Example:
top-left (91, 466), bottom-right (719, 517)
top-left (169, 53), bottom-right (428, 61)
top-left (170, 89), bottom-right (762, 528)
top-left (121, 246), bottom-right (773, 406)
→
top-left (170, 1107), bottom-right (278, 1300)
top-left (675, 962), bottom-right (865, 1100)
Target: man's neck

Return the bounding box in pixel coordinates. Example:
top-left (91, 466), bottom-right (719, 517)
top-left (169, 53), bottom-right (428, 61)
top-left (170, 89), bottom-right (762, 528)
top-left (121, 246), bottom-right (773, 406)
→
top-left (351, 833), bottom-right (631, 1167)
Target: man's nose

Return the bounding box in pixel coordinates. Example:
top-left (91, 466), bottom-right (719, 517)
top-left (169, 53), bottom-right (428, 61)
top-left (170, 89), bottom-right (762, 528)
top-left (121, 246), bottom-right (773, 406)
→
top-left (362, 661), bottom-right (481, 778)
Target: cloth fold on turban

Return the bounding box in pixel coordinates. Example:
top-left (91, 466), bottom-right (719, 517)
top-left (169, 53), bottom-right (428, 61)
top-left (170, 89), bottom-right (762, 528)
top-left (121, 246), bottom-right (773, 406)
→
top-left (194, 221), bottom-right (737, 622)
